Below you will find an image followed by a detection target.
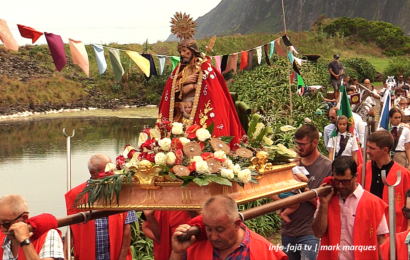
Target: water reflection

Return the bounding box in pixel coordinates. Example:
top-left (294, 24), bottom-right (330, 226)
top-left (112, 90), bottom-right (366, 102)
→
top-left (0, 116), bottom-right (155, 227)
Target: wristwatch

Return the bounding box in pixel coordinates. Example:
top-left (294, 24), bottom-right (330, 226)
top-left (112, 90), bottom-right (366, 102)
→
top-left (20, 238), bottom-right (31, 247)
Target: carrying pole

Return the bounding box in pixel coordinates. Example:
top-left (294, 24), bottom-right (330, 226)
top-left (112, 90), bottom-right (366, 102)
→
top-left (382, 170), bottom-right (401, 260)
top-left (63, 128), bottom-right (75, 259)
top-left (281, 0), bottom-right (293, 124)
top-left (361, 125), bottom-right (368, 186)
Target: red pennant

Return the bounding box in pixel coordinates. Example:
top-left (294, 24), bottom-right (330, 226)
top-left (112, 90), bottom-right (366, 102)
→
top-left (290, 71), bottom-right (295, 84)
top-left (239, 51), bottom-right (248, 71)
top-left (17, 24), bottom-right (43, 44)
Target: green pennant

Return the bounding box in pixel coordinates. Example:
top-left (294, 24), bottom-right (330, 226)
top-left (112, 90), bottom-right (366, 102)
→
top-left (331, 85), bottom-right (355, 137)
top-left (170, 56), bottom-right (180, 70)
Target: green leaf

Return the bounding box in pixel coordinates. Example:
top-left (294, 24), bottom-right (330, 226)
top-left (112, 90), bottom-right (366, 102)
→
top-left (168, 172), bottom-right (177, 180)
top-left (219, 136), bottom-right (234, 145)
top-left (207, 122), bottom-right (215, 135)
top-left (115, 175), bottom-right (125, 204)
top-left (181, 179), bottom-right (193, 188)
top-left (206, 175), bottom-right (232, 186)
top-left (247, 114), bottom-right (261, 137)
top-left (158, 165), bottom-right (171, 172)
top-left (193, 177), bottom-right (210, 186)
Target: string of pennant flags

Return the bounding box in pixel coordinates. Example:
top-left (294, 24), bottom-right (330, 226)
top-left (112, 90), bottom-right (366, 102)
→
top-left (0, 18), bottom-right (308, 85)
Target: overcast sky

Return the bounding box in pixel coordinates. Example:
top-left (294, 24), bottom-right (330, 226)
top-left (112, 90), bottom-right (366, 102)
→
top-left (1, 0), bottom-right (222, 46)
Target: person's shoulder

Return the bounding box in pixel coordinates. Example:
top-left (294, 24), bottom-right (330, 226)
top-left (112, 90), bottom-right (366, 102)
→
top-left (317, 153), bottom-right (332, 164)
top-left (324, 123), bottom-right (334, 130)
top-left (362, 189), bottom-right (388, 207)
top-left (65, 182), bottom-right (87, 196)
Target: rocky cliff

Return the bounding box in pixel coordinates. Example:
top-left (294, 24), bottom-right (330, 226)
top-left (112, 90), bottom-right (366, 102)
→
top-left (168, 0), bottom-right (410, 40)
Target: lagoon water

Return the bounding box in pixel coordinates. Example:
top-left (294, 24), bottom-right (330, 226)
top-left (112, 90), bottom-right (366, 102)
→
top-left (0, 115), bottom-right (156, 230)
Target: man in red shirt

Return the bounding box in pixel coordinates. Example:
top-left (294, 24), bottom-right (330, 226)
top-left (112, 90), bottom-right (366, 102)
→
top-left (169, 195), bottom-right (288, 260)
top-left (313, 156), bottom-right (388, 260)
top-left (357, 130), bottom-right (410, 233)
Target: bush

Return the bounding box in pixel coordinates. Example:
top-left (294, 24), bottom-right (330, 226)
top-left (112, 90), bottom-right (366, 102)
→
top-left (343, 58), bottom-right (377, 82)
top-left (384, 57), bottom-right (410, 79)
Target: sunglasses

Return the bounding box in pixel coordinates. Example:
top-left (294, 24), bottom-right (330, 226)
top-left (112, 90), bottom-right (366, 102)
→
top-left (332, 176), bottom-right (355, 186)
top-left (402, 207), bottom-right (410, 219)
top-left (0, 212), bottom-right (28, 230)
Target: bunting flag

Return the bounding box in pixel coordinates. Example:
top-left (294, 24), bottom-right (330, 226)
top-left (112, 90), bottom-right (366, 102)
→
top-left (17, 24), bottom-right (43, 44)
top-left (290, 46), bottom-right (299, 55)
top-left (69, 39), bottom-right (89, 77)
top-left (170, 56), bottom-right (180, 70)
top-left (256, 46), bottom-right (262, 65)
top-left (275, 39), bottom-right (285, 56)
top-left (222, 53), bottom-right (238, 75)
top-left (332, 86), bottom-right (355, 137)
top-left (0, 19), bottom-right (18, 51)
top-left (378, 86), bottom-right (392, 130)
top-left (288, 50), bottom-right (294, 63)
top-left (297, 74), bottom-right (308, 95)
top-left (246, 49), bottom-right (254, 70)
top-left (92, 44), bottom-right (107, 74)
top-left (125, 51), bottom-right (150, 78)
top-left (221, 55), bottom-right (229, 72)
top-left (293, 60), bottom-right (301, 75)
top-left (214, 55), bottom-right (221, 73)
top-left (282, 35), bottom-right (293, 47)
top-left (263, 44), bottom-right (271, 66)
top-left (290, 71), bottom-right (295, 84)
top-left (108, 48), bottom-right (125, 83)
top-left (269, 40), bottom-right (275, 58)
top-left (141, 54), bottom-right (157, 81)
top-left (239, 51), bottom-right (248, 71)
top-left (158, 55), bottom-right (166, 75)
top-left (44, 32), bottom-right (66, 72)
top-left (294, 56), bottom-right (304, 66)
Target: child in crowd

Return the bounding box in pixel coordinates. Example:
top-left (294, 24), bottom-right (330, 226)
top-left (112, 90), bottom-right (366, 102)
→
top-left (271, 150), bottom-right (310, 223)
top-left (327, 115), bottom-right (358, 164)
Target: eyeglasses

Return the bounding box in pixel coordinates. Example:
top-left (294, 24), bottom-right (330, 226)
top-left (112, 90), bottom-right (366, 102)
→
top-left (402, 206), bottom-right (410, 219)
top-left (0, 212), bottom-right (28, 230)
top-left (332, 176), bottom-right (355, 186)
top-left (295, 141), bottom-right (313, 148)
top-left (329, 116), bottom-right (336, 120)
top-left (399, 103), bottom-right (407, 105)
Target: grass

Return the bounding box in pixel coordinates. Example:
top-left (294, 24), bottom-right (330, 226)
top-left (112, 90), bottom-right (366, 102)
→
top-left (367, 57), bottom-right (390, 73)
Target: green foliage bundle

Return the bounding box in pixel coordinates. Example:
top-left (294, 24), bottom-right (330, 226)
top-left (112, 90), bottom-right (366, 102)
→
top-left (130, 212), bottom-right (154, 260)
top-left (323, 17), bottom-right (410, 56)
top-left (228, 58), bottom-right (330, 153)
top-left (384, 57), bottom-right (410, 79)
top-left (343, 58), bottom-right (377, 82)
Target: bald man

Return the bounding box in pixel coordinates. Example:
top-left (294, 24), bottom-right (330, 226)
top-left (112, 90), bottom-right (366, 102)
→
top-left (64, 154), bottom-right (137, 260)
top-left (169, 195), bottom-right (288, 260)
top-left (0, 194), bottom-right (64, 260)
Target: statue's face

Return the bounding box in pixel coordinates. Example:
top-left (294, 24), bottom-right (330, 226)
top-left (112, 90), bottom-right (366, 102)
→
top-left (179, 47), bottom-right (193, 64)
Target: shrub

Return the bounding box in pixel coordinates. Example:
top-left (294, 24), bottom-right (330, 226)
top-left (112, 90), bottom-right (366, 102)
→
top-left (384, 57), bottom-right (410, 79)
top-left (343, 58), bottom-right (377, 82)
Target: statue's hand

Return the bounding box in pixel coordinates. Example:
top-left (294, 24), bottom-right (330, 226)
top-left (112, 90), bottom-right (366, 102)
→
top-left (184, 74), bottom-right (198, 85)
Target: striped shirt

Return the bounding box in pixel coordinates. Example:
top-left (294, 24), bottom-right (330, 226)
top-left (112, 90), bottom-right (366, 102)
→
top-left (2, 229), bottom-right (64, 260)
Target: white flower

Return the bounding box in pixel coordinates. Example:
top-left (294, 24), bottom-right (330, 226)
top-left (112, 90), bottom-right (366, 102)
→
top-left (196, 128), bottom-right (211, 141)
top-left (104, 163), bottom-right (116, 172)
top-left (224, 159), bottom-right (234, 170)
top-left (232, 164), bottom-right (241, 174)
top-left (137, 133), bottom-right (148, 148)
top-left (179, 137), bottom-right (191, 145)
top-left (238, 169), bottom-right (252, 183)
top-left (166, 152), bottom-right (176, 165)
top-left (196, 161), bottom-right (210, 174)
top-left (130, 152), bottom-right (141, 162)
top-left (214, 150), bottom-right (227, 160)
top-left (158, 138), bottom-right (171, 151)
top-left (149, 129), bottom-right (161, 140)
top-left (221, 169), bottom-right (234, 179)
top-left (253, 123), bottom-right (265, 138)
top-left (172, 122), bottom-right (184, 135)
top-left (155, 152), bottom-right (168, 166)
top-left (280, 125), bottom-right (296, 132)
top-left (123, 145), bottom-right (136, 159)
top-left (263, 136), bottom-right (273, 146)
top-left (191, 156), bottom-right (203, 163)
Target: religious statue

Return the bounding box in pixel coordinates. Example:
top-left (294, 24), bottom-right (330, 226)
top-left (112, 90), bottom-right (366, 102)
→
top-left (158, 12), bottom-right (245, 148)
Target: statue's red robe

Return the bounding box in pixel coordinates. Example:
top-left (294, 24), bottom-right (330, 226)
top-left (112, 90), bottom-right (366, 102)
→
top-left (158, 57), bottom-right (245, 148)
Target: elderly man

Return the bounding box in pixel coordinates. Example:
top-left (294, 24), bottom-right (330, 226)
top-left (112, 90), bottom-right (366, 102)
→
top-left (0, 194), bottom-right (64, 260)
top-left (169, 195), bottom-right (288, 260)
top-left (64, 154), bottom-right (137, 260)
top-left (357, 130), bottom-right (410, 233)
top-left (313, 156), bottom-right (388, 259)
top-left (381, 188), bottom-right (410, 259)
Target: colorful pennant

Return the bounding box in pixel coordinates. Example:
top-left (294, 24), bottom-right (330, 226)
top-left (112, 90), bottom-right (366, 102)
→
top-left (240, 51), bottom-right (248, 71)
top-left (170, 56), bottom-right (180, 70)
top-left (222, 53), bottom-right (238, 75)
top-left (17, 24), bottom-right (43, 44)
top-left (44, 32), bottom-right (66, 72)
top-left (256, 46), bottom-right (262, 65)
top-left (69, 39), bottom-right (89, 77)
top-left (108, 48), bottom-right (125, 83)
top-left (92, 44), bottom-right (107, 74)
top-left (0, 19), bottom-right (18, 51)
top-left (141, 54), bottom-right (157, 81)
top-left (213, 55), bottom-right (221, 73)
top-left (158, 55), bottom-right (166, 75)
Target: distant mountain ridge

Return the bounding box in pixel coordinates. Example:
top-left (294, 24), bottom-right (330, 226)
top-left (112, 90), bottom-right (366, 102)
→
top-left (167, 0), bottom-right (410, 41)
